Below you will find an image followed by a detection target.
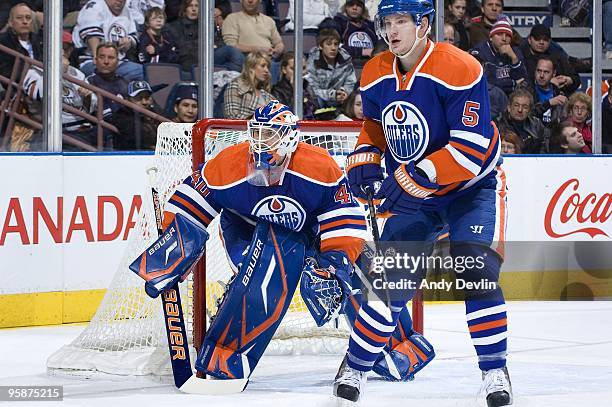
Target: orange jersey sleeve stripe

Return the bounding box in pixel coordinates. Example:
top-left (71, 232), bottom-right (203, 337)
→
top-left (357, 119), bottom-right (387, 152)
top-left (172, 195), bottom-right (212, 226)
top-left (468, 318), bottom-right (507, 333)
top-left (427, 148), bottom-right (476, 185)
top-left (449, 140), bottom-right (486, 162)
top-left (319, 218), bottom-right (367, 232)
top-left (320, 236), bottom-right (365, 264)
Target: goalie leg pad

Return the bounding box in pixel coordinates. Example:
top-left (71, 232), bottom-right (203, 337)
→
top-left (129, 213), bottom-right (209, 298)
top-left (372, 307), bottom-right (435, 381)
top-left (195, 221), bottom-right (307, 380)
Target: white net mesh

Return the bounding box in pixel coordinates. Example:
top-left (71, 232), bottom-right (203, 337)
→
top-left (47, 120), bottom-right (362, 377)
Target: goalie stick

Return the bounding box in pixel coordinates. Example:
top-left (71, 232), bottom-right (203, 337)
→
top-left (147, 167), bottom-right (248, 394)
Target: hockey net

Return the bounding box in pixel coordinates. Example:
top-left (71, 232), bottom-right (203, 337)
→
top-left (47, 119), bottom-right (423, 378)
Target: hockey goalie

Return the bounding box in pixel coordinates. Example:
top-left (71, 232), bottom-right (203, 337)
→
top-left (129, 101), bottom-right (434, 392)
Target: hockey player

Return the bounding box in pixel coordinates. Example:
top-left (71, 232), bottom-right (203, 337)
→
top-left (336, 0), bottom-right (511, 406)
top-left (132, 100), bottom-right (370, 388)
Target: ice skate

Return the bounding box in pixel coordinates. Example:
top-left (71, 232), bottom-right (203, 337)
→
top-left (480, 366), bottom-right (513, 407)
top-left (333, 355), bottom-right (367, 404)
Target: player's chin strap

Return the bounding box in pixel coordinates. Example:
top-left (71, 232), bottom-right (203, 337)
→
top-left (389, 24), bottom-right (430, 59)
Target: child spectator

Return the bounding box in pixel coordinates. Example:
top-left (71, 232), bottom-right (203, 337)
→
top-left (443, 22), bottom-right (457, 47)
top-left (306, 28), bottom-right (356, 108)
top-left (329, 0), bottom-right (377, 65)
top-left (166, 0), bottom-right (199, 73)
top-left (138, 7), bottom-right (179, 64)
top-left (223, 51), bottom-right (273, 119)
top-left (128, 0), bottom-right (165, 26)
top-left (172, 84), bottom-right (198, 123)
top-left (445, 0), bottom-right (470, 50)
top-left (271, 51), bottom-right (318, 119)
top-left (500, 130), bottom-right (523, 154)
top-left (336, 89), bottom-right (363, 121)
top-left (564, 92), bottom-right (592, 153)
top-left (551, 121), bottom-right (587, 154)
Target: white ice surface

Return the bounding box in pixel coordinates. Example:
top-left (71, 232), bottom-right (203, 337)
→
top-left (1, 301), bottom-right (611, 407)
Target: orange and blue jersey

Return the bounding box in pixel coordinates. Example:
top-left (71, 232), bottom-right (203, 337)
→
top-left (163, 141), bottom-right (367, 263)
top-left (358, 40), bottom-right (501, 201)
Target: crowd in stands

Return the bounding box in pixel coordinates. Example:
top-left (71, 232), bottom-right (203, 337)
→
top-left (0, 0), bottom-right (610, 153)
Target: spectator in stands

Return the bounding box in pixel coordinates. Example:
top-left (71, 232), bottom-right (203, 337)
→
top-left (224, 51), bottom-right (273, 119)
top-left (468, 0), bottom-right (521, 48)
top-left (173, 84), bottom-right (198, 122)
top-left (0, 3), bottom-right (43, 80)
top-left (284, 0), bottom-right (333, 32)
top-left (605, 0), bottom-right (612, 59)
top-left (471, 53), bottom-right (508, 120)
top-left (306, 28), bottom-right (357, 108)
top-left (500, 130), bottom-right (523, 154)
top-left (443, 22), bottom-right (457, 46)
top-left (138, 7), bottom-right (179, 65)
top-left (271, 51), bottom-right (318, 119)
top-left (469, 20), bottom-right (527, 96)
top-left (531, 56), bottom-right (567, 128)
top-left (519, 24), bottom-right (580, 95)
top-left (86, 42), bottom-right (130, 120)
top-left (222, 0), bottom-right (284, 82)
top-left (328, 0), bottom-right (377, 66)
top-left (445, 0), bottom-right (470, 50)
top-left (166, 0), bottom-right (199, 73)
top-left (0, 1), bottom-right (43, 32)
top-left (214, 6), bottom-right (245, 72)
top-left (73, 0), bottom-right (144, 81)
top-left (564, 92), bottom-right (592, 153)
top-left (110, 80), bottom-right (163, 150)
top-left (496, 88), bottom-right (549, 153)
top-left (128, 0), bottom-right (165, 26)
top-left (336, 89), bottom-right (363, 121)
top-left (550, 121), bottom-right (586, 154)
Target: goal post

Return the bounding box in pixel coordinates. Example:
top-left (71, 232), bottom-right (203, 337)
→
top-left (46, 119), bottom-right (423, 378)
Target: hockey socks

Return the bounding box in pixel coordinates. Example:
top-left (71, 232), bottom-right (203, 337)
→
top-left (465, 287), bottom-right (508, 371)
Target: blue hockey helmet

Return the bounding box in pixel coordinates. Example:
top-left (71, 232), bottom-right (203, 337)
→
top-left (375, 0), bottom-right (435, 39)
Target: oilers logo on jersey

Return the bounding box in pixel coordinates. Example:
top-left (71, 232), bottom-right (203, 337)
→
top-left (252, 196), bottom-right (306, 231)
top-left (348, 31), bottom-right (374, 49)
top-left (382, 101), bottom-right (429, 163)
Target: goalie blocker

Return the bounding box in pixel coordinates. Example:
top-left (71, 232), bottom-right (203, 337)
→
top-left (129, 213), bottom-right (209, 298)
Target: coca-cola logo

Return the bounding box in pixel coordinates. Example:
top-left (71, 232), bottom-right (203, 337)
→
top-left (544, 179), bottom-right (611, 239)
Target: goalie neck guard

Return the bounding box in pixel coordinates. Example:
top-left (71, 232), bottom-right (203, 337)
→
top-left (247, 100), bottom-right (300, 186)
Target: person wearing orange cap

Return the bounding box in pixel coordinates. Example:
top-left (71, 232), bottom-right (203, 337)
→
top-left (469, 19), bottom-right (527, 96)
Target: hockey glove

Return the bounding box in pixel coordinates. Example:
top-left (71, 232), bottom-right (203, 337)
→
top-left (300, 251), bottom-right (355, 327)
top-left (346, 145), bottom-right (383, 200)
top-left (375, 161), bottom-right (438, 215)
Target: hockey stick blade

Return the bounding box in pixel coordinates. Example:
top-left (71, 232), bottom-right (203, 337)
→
top-left (178, 376), bottom-right (249, 395)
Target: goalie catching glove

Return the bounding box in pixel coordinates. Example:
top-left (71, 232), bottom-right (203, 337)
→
top-left (300, 250), bottom-right (355, 327)
top-left (129, 213), bottom-right (209, 298)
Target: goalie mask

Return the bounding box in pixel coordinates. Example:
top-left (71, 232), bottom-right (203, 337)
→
top-left (247, 100), bottom-right (299, 186)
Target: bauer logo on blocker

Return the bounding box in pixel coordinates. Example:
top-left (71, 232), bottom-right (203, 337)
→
top-left (382, 101), bottom-right (429, 163)
top-left (252, 196), bottom-right (306, 231)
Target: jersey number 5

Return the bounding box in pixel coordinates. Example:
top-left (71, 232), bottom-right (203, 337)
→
top-left (462, 101), bottom-right (480, 127)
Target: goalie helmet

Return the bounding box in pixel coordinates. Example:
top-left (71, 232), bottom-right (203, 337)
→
top-left (247, 100), bottom-right (300, 186)
top-left (375, 0), bottom-right (435, 56)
